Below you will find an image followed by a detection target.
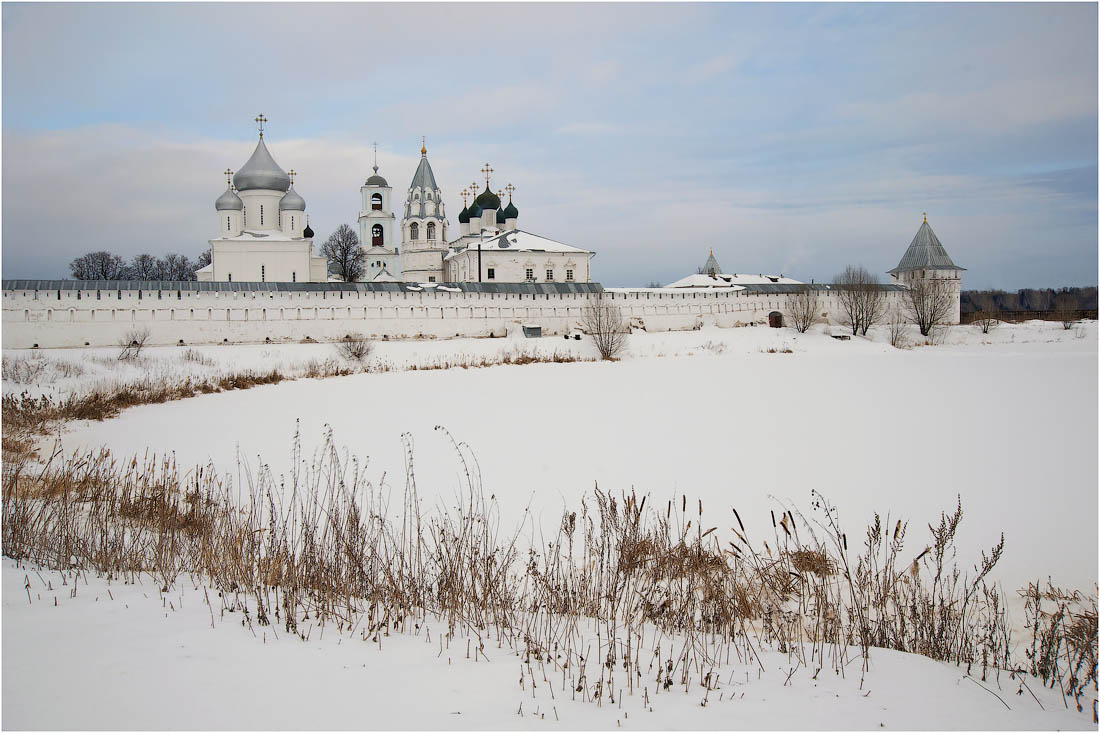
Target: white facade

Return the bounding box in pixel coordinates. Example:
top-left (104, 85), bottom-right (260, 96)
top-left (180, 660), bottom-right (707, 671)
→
top-left (444, 229), bottom-right (593, 284)
top-left (199, 129), bottom-right (327, 283)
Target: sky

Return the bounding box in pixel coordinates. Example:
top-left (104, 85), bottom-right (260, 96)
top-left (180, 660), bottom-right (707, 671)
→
top-left (2, 2), bottom-right (1096, 289)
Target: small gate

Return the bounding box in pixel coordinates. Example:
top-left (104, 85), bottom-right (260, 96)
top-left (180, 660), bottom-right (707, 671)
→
top-left (768, 311), bottom-right (783, 328)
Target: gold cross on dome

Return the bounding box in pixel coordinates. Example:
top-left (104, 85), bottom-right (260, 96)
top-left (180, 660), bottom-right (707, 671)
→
top-left (481, 163), bottom-right (493, 186)
top-left (923, 212), bottom-right (927, 223)
top-left (470, 181), bottom-right (479, 195)
top-left (254, 113), bottom-right (267, 137)
top-left (288, 169), bottom-right (296, 186)
top-left (421, 136), bottom-right (427, 155)
top-left (505, 183), bottom-right (515, 199)
top-left (460, 189), bottom-right (469, 206)
top-left (224, 168), bottom-right (233, 186)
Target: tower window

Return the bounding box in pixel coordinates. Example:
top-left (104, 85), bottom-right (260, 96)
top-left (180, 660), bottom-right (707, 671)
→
top-left (426, 191), bottom-right (432, 201)
top-left (410, 222), bottom-right (419, 240)
top-left (227, 216), bottom-right (231, 231)
top-left (260, 205), bottom-right (264, 225)
top-left (371, 193), bottom-right (382, 210)
top-left (427, 222), bottom-right (436, 240)
top-left (291, 216), bottom-right (295, 230)
top-left (372, 224), bottom-right (383, 246)
top-left (261, 265), bottom-right (266, 282)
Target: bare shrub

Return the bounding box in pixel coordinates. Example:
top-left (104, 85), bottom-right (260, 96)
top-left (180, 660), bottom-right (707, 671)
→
top-left (336, 334), bottom-right (373, 365)
top-left (117, 327), bottom-right (151, 361)
top-left (179, 348), bottom-right (214, 366)
top-left (1054, 292), bottom-right (1078, 329)
top-left (973, 312), bottom-right (999, 334)
top-left (905, 278), bottom-right (954, 337)
top-left (583, 293), bottom-right (628, 360)
top-left (888, 313), bottom-right (908, 348)
top-left (786, 287), bottom-right (820, 333)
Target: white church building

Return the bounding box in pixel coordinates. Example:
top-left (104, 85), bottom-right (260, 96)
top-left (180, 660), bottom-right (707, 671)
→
top-left (197, 117), bottom-right (327, 284)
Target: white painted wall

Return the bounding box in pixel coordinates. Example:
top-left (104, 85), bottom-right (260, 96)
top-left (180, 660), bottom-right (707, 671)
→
top-left (2, 286), bottom-right (914, 349)
top-left (444, 250), bottom-right (592, 283)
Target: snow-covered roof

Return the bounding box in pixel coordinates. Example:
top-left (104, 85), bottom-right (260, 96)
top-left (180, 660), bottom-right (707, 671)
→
top-left (444, 229), bottom-right (591, 261)
top-left (665, 272), bottom-right (803, 289)
top-left (368, 266), bottom-right (400, 283)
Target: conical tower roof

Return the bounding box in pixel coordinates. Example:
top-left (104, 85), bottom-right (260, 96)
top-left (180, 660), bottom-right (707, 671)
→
top-left (233, 137), bottom-right (291, 192)
top-left (889, 217), bottom-right (965, 273)
top-left (410, 155), bottom-right (438, 191)
top-left (701, 250), bottom-right (721, 276)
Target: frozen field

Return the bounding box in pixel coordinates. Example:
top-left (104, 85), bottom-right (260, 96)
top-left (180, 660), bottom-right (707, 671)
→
top-left (4, 320), bottom-right (1097, 730)
top-left (18, 320), bottom-right (1098, 593)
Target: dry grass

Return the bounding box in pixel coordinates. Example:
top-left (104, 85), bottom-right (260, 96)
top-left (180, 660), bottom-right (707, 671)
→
top-left (3, 421), bottom-right (1093, 712)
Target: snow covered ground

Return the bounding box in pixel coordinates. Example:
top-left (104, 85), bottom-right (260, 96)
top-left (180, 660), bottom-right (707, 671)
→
top-left (3, 563), bottom-right (1089, 730)
top-left (3, 320), bottom-right (1097, 729)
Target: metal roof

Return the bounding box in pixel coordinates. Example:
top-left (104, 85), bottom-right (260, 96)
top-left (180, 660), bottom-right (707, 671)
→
top-left (3, 279), bottom-right (606, 295)
top-left (233, 137), bottom-right (291, 193)
top-left (889, 220), bottom-right (964, 273)
top-left (409, 155), bottom-right (439, 192)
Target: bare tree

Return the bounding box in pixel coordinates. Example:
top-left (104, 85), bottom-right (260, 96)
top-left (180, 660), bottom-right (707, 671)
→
top-left (117, 327), bottom-right (151, 361)
top-left (336, 334), bottom-right (373, 365)
top-left (195, 248), bottom-right (212, 269)
top-left (904, 278), bottom-right (954, 337)
top-left (583, 293), bottom-right (628, 360)
top-left (70, 251), bottom-right (128, 280)
top-left (786, 286), bottom-right (820, 333)
top-left (833, 265), bottom-right (885, 335)
top-left (159, 253), bottom-right (195, 281)
top-left (129, 253), bottom-right (162, 280)
top-left (321, 224), bottom-right (364, 282)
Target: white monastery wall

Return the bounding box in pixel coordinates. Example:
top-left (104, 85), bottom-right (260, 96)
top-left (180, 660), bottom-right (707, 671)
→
top-left (2, 285), bottom-right (911, 349)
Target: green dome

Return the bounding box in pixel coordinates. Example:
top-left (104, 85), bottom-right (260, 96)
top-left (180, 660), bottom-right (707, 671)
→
top-left (474, 187), bottom-right (500, 210)
top-left (501, 201), bottom-right (518, 220)
top-left (467, 201), bottom-right (483, 218)
top-left (458, 206), bottom-right (470, 224)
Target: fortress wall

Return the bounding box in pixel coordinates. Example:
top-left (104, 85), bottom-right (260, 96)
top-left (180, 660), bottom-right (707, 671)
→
top-left (1, 285), bottom-right (911, 349)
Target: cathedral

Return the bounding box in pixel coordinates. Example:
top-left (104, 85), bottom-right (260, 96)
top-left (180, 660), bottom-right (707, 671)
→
top-left (198, 119), bottom-right (594, 284)
top-left (197, 116), bottom-right (327, 283)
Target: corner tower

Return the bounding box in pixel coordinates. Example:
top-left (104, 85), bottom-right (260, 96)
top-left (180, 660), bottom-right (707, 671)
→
top-left (888, 214), bottom-right (965, 324)
top-left (401, 138), bottom-right (448, 283)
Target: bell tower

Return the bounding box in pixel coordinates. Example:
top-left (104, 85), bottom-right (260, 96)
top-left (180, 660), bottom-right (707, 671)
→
top-left (358, 143), bottom-right (400, 281)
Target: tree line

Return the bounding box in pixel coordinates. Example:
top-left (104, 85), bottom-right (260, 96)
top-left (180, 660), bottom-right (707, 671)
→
top-left (69, 249), bottom-right (211, 281)
top-left (67, 225), bottom-right (365, 283)
top-left (961, 287), bottom-right (1097, 314)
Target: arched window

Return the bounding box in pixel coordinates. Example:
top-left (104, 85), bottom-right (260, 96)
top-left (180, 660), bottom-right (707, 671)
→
top-left (371, 193), bottom-right (382, 211)
top-left (410, 222), bottom-right (419, 240)
top-left (426, 191), bottom-right (432, 201)
top-left (372, 224), bottom-right (383, 246)
top-left (427, 222), bottom-right (436, 240)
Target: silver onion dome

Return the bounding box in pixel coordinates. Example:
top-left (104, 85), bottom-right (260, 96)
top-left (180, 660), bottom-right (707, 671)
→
top-left (279, 186), bottom-right (306, 211)
top-left (215, 186), bottom-right (244, 211)
top-left (233, 137), bottom-right (291, 192)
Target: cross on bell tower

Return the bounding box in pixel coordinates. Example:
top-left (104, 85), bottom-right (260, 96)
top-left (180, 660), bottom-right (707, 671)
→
top-left (372, 142), bottom-right (379, 174)
top-left (224, 168), bottom-right (233, 186)
top-left (254, 113), bottom-right (267, 138)
top-left (288, 169), bottom-right (296, 186)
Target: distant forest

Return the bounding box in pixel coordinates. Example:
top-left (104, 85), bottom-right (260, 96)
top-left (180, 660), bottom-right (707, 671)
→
top-left (961, 286), bottom-right (1098, 313)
